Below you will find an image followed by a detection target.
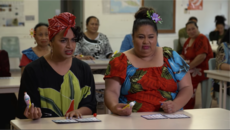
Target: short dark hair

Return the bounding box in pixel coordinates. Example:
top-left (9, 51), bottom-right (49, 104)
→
top-left (71, 26), bottom-right (83, 42)
top-left (34, 23), bottom-right (48, 32)
top-left (132, 7), bottom-right (158, 36)
top-left (186, 21), bottom-right (198, 29)
top-left (86, 16), bottom-right (99, 25)
top-left (215, 15), bottom-right (226, 23)
top-left (189, 17), bottom-right (198, 22)
top-left (216, 21), bottom-right (225, 27)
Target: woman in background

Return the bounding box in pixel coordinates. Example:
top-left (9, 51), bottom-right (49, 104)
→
top-left (74, 16), bottom-right (113, 60)
top-left (19, 23), bottom-right (50, 74)
top-left (214, 28), bottom-right (230, 105)
top-left (181, 21), bottom-right (213, 109)
top-left (209, 21), bottom-right (227, 45)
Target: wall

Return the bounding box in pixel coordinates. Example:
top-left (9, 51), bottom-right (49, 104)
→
top-left (0, 0), bottom-right (39, 69)
top-left (228, 0), bottom-right (230, 25)
top-left (0, 0), bottom-right (60, 69)
top-left (84, 0), bottom-right (229, 52)
top-left (39, 0), bottom-right (60, 23)
top-left (0, 0), bottom-right (229, 69)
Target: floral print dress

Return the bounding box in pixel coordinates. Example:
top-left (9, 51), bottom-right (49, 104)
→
top-left (104, 47), bottom-right (189, 112)
top-left (182, 34), bottom-right (213, 109)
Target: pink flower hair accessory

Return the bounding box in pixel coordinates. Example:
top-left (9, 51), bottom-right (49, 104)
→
top-left (29, 28), bottom-right (35, 38)
top-left (147, 10), bottom-right (163, 24)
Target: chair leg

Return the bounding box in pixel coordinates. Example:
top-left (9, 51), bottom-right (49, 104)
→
top-left (201, 79), bottom-right (212, 108)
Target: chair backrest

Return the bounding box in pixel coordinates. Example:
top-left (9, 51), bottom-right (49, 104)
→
top-left (173, 39), bottom-right (179, 50)
top-left (1, 36), bottom-right (20, 58)
top-left (0, 50), bottom-right (11, 77)
top-left (208, 58), bottom-right (216, 70)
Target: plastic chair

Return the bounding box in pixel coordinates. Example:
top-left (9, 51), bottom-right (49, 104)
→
top-left (201, 58), bottom-right (216, 108)
top-left (173, 39), bottom-right (178, 50)
top-left (1, 36), bottom-right (21, 61)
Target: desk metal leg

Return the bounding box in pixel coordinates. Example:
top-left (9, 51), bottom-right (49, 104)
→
top-left (219, 81), bottom-right (222, 108)
top-left (223, 81), bottom-right (227, 109)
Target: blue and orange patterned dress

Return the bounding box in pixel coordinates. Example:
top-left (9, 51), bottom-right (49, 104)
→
top-left (104, 47), bottom-right (189, 112)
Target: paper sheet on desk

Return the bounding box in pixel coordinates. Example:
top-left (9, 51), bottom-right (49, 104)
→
top-left (82, 60), bottom-right (95, 64)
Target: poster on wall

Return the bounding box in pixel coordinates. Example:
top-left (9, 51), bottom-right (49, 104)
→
top-left (0, 0), bottom-right (24, 27)
top-left (187, 0), bottom-right (203, 10)
top-left (110, 0), bottom-right (142, 13)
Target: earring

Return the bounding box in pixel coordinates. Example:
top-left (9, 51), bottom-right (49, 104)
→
top-left (51, 49), bottom-right (53, 59)
top-left (34, 41), bottom-right (36, 44)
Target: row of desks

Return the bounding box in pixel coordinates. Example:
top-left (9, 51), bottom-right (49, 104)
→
top-left (10, 108), bottom-right (230, 129)
top-left (0, 74), bottom-right (105, 94)
top-left (0, 59), bottom-right (229, 109)
top-left (0, 59), bottom-right (110, 94)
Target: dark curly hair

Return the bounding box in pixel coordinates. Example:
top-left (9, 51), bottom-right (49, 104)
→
top-left (86, 16), bottom-right (99, 25)
top-left (215, 15), bottom-right (226, 23)
top-left (71, 26), bottom-right (83, 42)
top-left (132, 7), bottom-right (158, 36)
top-left (34, 23), bottom-right (48, 33)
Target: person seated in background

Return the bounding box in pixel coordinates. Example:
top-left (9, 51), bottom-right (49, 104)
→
top-left (181, 21), bottom-right (213, 109)
top-left (177, 17), bottom-right (198, 54)
top-left (119, 34), bottom-right (159, 52)
top-left (104, 7), bottom-right (193, 116)
top-left (74, 16), bottom-right (113, 60)
top-left (214, 27), bottom-right (230, 98)
top-left (17, 12), bottom-right (97, 120)
top-left (19, 23), bottom-right (50, 74)
top-left (209, 21), bottom-right (227, 45)
top-left (213, 15), bottom-right (229, 30)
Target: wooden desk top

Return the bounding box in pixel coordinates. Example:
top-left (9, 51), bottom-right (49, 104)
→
top-left (0, 75), bottom-right (105, 94)
top-left (0, 77), bottom-right (21, 88)
top-left (204, 70), bottom-right (230, 82)
top-left (11, 108), bottom-right (230, 129)
top-left (82, 59), bottom-right (109, 69)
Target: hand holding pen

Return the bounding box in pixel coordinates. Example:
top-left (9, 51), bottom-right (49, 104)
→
top-left (24, 103), bottom-right (42, 119)
top-left (112, 103), bottom-right (132, 116)
top-left (160, 100), bottom-right (176, 114)
top-left (75, 54), bottom-right (95, 60)
top-left (24, 92), bottom-right (42, 119)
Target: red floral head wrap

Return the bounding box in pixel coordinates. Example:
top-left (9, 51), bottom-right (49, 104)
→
top-left (48, 12), bottom-right (76, 41)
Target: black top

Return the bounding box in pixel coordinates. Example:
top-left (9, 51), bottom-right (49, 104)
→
top-left (17, 57), bottom-right (97, 119)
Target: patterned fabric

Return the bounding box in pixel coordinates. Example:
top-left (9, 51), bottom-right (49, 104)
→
top-left (19, 48), bottom-right (38, 67)
top-left (22, 48), bottom-right (39, 61)
top-left (17, 57), bottom-right (97, 118)
top-left (104, 47), bottom-right (189, 112)
top-left (182, 34), bottom-right (213, 109)
top-left (74, 33), bottom-right (113, 59)
top-left (182, 34), bottom-right (213, 83)
top-left (48, 12), bottom-right (76, 40)
top-left (216, 42), bottom-right (230, 70)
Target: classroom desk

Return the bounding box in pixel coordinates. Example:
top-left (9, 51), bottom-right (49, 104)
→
top-left (0, 77), bottom-right (20, 94)
top-left (204, 70), bottom-right (230, 109)
top-left (0, 74), bottom-right (105, 94)
top-left (10, 108), bottom-right (230, 129)
top-left (82, 59), bottom-right (109, 69)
